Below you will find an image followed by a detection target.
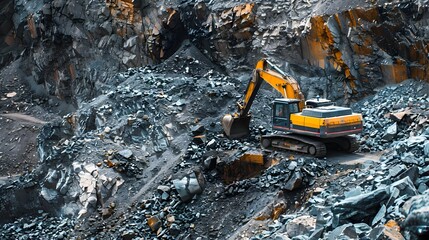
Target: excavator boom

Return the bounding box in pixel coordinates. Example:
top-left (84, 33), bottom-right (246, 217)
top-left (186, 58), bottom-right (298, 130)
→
top-left (222, 58), bottom-right (304, 139)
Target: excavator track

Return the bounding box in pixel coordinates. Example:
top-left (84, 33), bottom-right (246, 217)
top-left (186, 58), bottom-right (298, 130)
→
top-left (261, 134), bottom-right (327, 157)
top-left (341, 136), bottom-right (359, 152)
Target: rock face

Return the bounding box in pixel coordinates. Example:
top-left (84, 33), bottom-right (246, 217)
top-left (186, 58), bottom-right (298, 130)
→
top-left (182, 0), bottom-right (429, 103)
top-left (2, 0), bottom-right (429, 105)
top-left (1, 0), bottom-right (186, 103)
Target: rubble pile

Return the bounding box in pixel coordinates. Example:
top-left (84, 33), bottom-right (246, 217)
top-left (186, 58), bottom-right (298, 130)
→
top-left (0, 42), bottom-right (248, 230)
top-left (0, 48), bottom-right (428, 240)
top-left (356, 80), bottom-right (429, 154)
top-left (70, 169), bottom-right (206, 239)
top-left (68, 141), bottom-right (344, 239)
top-left (0, 213), bottom-right (75, 239)
top-left (0, 39), bottom-right (359, 238)
top-left (240, 79), bottom-right (429, 240)
top-left (1, 0), bottom-right (429, 239)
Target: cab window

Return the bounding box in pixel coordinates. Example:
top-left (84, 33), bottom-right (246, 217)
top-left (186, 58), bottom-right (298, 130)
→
top-left (289, 103), bottom-right (299, 113)
top-left (275, 104), bottom-right (287, 117)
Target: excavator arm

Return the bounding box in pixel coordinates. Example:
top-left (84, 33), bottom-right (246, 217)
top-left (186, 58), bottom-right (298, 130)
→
top-left (222, 58), bottom-right (305, 138)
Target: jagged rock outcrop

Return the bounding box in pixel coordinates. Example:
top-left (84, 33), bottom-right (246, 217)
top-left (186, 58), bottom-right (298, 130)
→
top-left (1, 0), bottom-right (186, 104)
top-left (182, 0), bottom-right (429, 102)
top-left (2, 0), bottom-right (429, 105)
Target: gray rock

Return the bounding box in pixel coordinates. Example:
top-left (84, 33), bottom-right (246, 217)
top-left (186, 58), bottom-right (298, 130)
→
top-left (122, 52), bottom-right (137, 66)
top-left (157, 185), bottom-right (171, 193)
top-left (386, 187), bottom-right (400, 207)
top-left (118, 149), bottom-right (133, 159)
top-left (383, 123), bottom-right (397, 141)
top-left (161, 192), bottom-right (169, 201)
top-left (389, 164), bottom-right (405, 178)
top-left (45, 170), bottom-right (59, 188)
top-left (315, 206), bottom-right (332, 229)
top-left (273, 233), bottom-right (291, 240)
top-left (203, 156), bottom-right (217, 170)
top-left (390, 176), bottom-right (417, 197)
top-left (191, 125), bottom-right (205, 136)
top-left (286, 215), bottom-right (316, 238)
top-left (169, 223), bottom-right (181, 237)
top-left (57, 231), bottom-right (66, 239)
top-left (418, 183), bottom-right (428, 193)
top-left (41, 187), bottom-right (59, 203)
top-left (206, 139), bottom-right (216, 148)
top-left (308, 227), bottom-right (324, 240)
top-left (401, 154), bottom-right (421, 165)
top-left (283, 171), bottom-right (302, 191)
top-left (424, 141), bottom-right (429, 157)
top-left (328, 223), bottom-right (357, 240)
top-left (354, 223), bottom-right (372, 238)
top-left (407, 136), bottom-right (426, 147)
top-left (124, 36), bottom-right (138, 50)
top-left (288, 161), bottom-right (297, 170)
top-left (371, 204), bottom-right (386, 226)
top-left (136, 110), bottom-right (145, 118)
top-left (332, 188), bottom-right (389, 225)
top-left (121, 229), bottom-right (136, 240)
top-left (173, 170), bottom-right (206, 202)
top-left (23, 222), bottom-right (36, 230)
top-left (420, 165), bottom-right (429, 177)
top-left (344, 187), bottom-right (362, 198)
top-left (397, 166), bottom-right (419, 183)
top-left (367, 226), bottom-right (384, 239)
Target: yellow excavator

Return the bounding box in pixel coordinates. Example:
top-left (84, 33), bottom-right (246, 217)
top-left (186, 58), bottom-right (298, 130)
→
top-left (222, 59), bottom-right (363, 157)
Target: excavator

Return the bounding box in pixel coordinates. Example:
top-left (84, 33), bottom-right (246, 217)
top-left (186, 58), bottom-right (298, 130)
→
top-left (222, 59), bottom-right (363, 157)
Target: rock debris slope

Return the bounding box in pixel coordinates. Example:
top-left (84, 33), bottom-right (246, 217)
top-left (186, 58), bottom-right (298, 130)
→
top-left (0, 0), bottom-right (429, 239)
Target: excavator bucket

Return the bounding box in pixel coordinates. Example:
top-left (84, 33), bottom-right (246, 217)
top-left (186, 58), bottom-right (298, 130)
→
top-left (222, 114), bottom-right (251, 139)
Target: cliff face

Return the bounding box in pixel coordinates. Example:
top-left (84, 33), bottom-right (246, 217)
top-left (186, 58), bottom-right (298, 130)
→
top-left (1, 0), bottom-right (186, 104)
top-left (1, 0), bottom-right (429, 103)
top-left (182, 0), bottom-right (429, 101)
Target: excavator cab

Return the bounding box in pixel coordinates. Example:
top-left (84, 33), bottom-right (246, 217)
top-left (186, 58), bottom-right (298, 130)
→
top-left (272, 99), bottom-right (300, 131)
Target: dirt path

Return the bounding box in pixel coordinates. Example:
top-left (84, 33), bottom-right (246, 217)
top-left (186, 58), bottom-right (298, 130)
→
top-left (0, 113), bottom-right (46, 176)
top-left (327, 151), bottom-right (382, 168)
top-left (129, 135), bottom-right (189, 204)
top-left (0, 113), bottom-right (47, 125)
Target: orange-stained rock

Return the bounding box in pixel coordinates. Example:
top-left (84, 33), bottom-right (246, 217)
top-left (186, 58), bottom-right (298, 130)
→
top-left (148, 216), bottom-right (161, 232)
top-left (381, 61), bottom-right (409, 83)
top-left (352, 43), bottom-right (373, 55)
top-left (4, 30), bottom-right (15, 46)
top-left (384, 220), bottom-right (404, 240)
top-left (351, 7), bottom-right (381, 24)
top-left (272, 201), bottom-right (287, 220)
top-left (233, 3), bottom-right (255, 29)
top-left (68, 63), bottom-right (76, 81)
top-left (27, 15), bottom-right (38, 39)
top-left (410, 65), bottom-right (428, 80)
